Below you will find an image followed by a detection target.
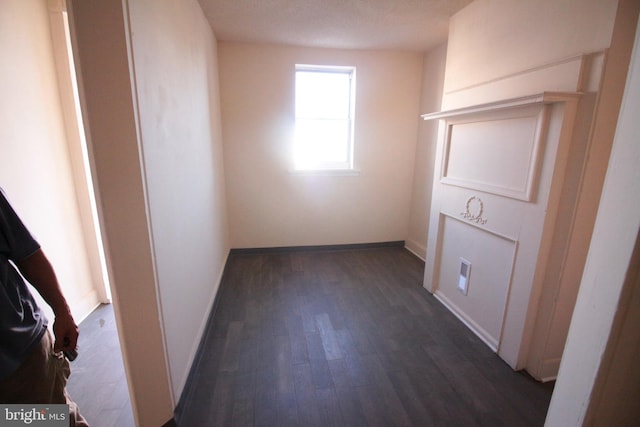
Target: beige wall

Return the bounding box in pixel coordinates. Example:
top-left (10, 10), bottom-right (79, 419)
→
top-left (406, 43), bottom-right (447, 260)
top-left (0, 1), bottom-right (101, 322)
top-left (444, 0), bottom-right (617, 95)
top-left (69, 0), bottom-right (229, 424)
top-left (219, 42), bottom-right (423, 249)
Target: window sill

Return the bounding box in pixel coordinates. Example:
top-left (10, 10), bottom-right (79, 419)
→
top-left (289, 168), bottom-right (361, 177)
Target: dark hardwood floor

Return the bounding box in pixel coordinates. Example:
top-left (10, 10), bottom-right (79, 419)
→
top-left (177, 246), bottom-right (553, 426)
top-left (66, 303), bottom-right (135, 427)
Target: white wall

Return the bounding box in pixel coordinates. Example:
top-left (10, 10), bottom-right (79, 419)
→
top-left (219, 42), bottom-right (423, 249)
top-left (406, 43), bottom-right (447, 260)
top-left (0, 0), bottom-right (101, 322)
top-left (126, 0), bottom-right (230, 400)
top-left (68, 0), bottom-right (229, 424)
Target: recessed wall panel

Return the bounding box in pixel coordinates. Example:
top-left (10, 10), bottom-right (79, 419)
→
top-left (442, 112), bottom-right (543, 200)
top-left (435, 215), bottom-right (517, 348)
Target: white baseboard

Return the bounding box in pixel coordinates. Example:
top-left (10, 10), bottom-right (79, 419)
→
top-left (404, 239), bottom-right (426, 261)
top-left (434, 290), bottom-right (499, 352)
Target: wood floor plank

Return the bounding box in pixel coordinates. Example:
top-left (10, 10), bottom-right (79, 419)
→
top-left (231, 397), bottom-right (254, 427)
top-left (306, 339), bottom-right (335, 389)
top-left (328, 360), bottom-right (368, 427)
top-left (315, 387), bottom-right (343, 427)
top-left (253, 379), bottom-right (277, 427)
top-left (276, 391), bottom-right (299, 427)
top-left (315, 312), bottom-right (343, 361)
top-left (275, 335), bottom-right (295, 396)
top-left (207, 371), bottom-right (235, 427)
top-left (292, 363), bottom-right (321, 427)
top-left (219, 320), bottom-right (244, 373)
top-left (386, 369), bottom-right (440, 426)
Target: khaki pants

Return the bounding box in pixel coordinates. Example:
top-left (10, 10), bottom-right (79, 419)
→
top-left (0, 330), bottom-right (89, 427)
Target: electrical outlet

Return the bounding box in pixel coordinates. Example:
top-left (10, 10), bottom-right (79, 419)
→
top-left (458, 258), bottom-right (471, 295)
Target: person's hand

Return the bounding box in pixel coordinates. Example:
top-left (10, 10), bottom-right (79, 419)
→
top-left (52, 311), bottom-right (79, 353)
top-left (13, 249), bottom-right (80, 353)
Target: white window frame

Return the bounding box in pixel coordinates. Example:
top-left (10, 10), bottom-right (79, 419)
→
top-left (293, 64), bottom-right (356, 172)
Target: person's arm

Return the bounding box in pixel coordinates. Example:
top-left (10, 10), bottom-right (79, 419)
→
top-left (15, 249), bottom-right (79, 353)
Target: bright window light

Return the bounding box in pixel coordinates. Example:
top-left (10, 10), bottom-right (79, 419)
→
top-left (294, 65), bottom-right (355, 170)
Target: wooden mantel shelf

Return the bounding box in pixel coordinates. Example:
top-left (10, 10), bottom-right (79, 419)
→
top-left (421, 91), bottom-right (582, 121)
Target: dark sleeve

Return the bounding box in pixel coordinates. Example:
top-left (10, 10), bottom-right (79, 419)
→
top-left (0, 189), bottom-right (40, 262)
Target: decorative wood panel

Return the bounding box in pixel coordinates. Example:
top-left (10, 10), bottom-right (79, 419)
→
top-left (433, 214), bottom-right (517, 350)
top-left (440, 106), bottom-right (548, 201)
top-left (422, 92), bottom-right (581, 380)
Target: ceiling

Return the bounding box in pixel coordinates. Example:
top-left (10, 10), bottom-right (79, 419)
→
top-left (197, 0), bottom-right (474, 52)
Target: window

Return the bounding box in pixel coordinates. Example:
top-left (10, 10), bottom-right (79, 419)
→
top-left (294, 65), bottom-right (356, 171)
